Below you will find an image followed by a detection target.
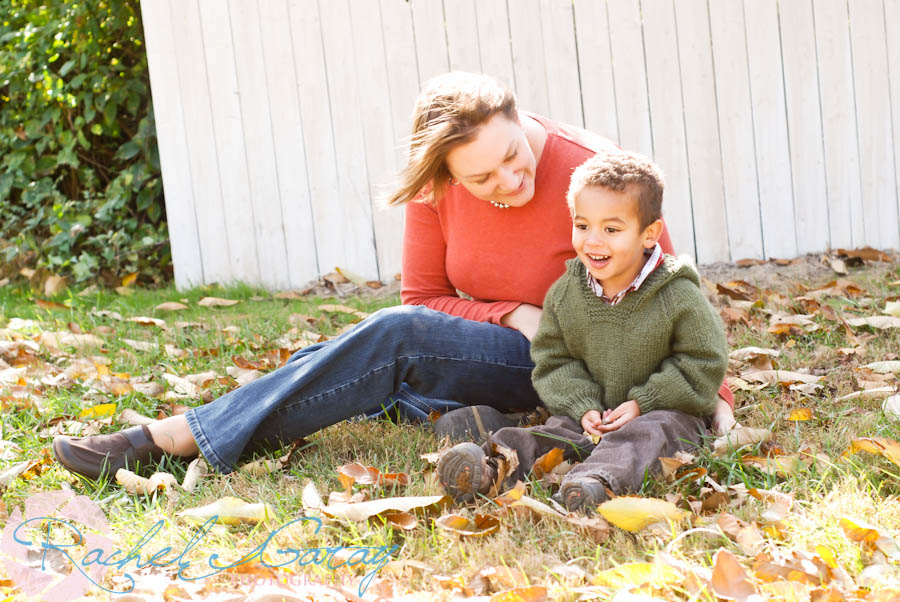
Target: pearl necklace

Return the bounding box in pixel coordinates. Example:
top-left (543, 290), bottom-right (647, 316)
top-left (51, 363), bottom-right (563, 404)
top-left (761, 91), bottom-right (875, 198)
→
top-left (490, 201), bottom-right (511, 209)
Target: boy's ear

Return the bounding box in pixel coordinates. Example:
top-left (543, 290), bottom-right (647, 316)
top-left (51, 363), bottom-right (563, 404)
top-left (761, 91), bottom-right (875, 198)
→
top-left (642, 219), bottom-right (664, 248)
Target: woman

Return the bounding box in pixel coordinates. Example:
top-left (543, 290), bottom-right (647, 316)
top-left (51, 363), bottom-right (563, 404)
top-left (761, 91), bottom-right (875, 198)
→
top-left (54, 72), bottom-right (735, 480)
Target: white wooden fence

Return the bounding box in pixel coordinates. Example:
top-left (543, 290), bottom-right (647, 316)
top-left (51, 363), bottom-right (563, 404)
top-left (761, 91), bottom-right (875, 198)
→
top-left (141, 0), bottom-right (900, 290)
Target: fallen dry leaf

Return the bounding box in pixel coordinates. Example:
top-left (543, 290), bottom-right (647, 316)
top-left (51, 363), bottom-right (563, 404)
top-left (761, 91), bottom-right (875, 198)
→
top-left (182, 457), bottom-right (208, 493)
top-left (711, 549), bottom-right (757, 602)
top-left (320, 495), bottom-right (447, 522)
top-left (116, 469), bottom-right (178, 495)
top-left (155, 301), bottom-right (189, 312)
top-left (198, 297), bottom-right (240, 308)
top-left (318, 303), bottom-right (369, 320)
top-left (741, 369), bottom-right (822, 386)
top-left (177, 496), bottom-right (274, 525)
top-left (847, 316), bottom-right (900, 329)
top-left (489, 586), bottom-right (548, 602)
top-left (591, 561), bottom-right (682, 588)
top-left (713, 426), bottom-right (772, 455)
top-left (79, 403), bottom-right (117, 420)
top-left (864, 360), bottom-right (900, 374)
top-left (844, 437), bottom-right (900, 468)
top-left (435, 513), bottom-right (500, 537)
top-left (883, 395), bottom-right (900, 420)
top-left (44, 275), bottom-right (67, 296)
top-left (788, 408), bottom-right (813, 421)
top-left (597, 496), bottom-right (689, 532)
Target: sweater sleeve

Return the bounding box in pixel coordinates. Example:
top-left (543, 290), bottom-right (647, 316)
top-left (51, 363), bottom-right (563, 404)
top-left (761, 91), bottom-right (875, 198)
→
top-left (530, 283), bottom-right (606, 422)
top-left (401, 200), bottom-right (522, 323)
top-left (627, 281), bottom-right (728, 416)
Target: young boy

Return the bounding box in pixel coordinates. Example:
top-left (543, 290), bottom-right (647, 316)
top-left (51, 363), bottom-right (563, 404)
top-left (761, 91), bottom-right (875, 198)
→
top-left (437, 150), bottom-right (729, 512)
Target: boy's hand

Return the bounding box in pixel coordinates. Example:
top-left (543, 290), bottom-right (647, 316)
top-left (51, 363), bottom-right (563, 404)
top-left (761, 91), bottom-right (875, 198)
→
top-left (596, 400), bottom-right (641, 434)
top-left (581, 409), bottom-right (605, 436)
top-left (711, 396), bottom-right (736, 435)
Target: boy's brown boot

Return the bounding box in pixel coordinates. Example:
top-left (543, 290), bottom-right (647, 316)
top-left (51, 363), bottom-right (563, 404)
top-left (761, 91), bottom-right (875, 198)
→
top-left (560, 476), bottom-right (609, 513)
top-left (437, 442), bottom-right (497, 502)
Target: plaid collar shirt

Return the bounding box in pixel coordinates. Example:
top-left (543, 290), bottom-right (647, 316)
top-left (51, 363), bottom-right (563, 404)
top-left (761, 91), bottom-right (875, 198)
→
top-left (586, 243), bottom-right (664, 305)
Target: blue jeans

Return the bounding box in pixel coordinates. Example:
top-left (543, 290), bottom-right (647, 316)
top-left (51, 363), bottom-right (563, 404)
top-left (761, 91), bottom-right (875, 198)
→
top-left (185, 305), bottom-right (540, 473)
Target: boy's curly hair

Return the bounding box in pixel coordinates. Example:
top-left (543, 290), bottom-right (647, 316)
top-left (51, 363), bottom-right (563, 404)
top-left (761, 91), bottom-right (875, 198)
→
top-left (566, 150), bottom-right (665, 229)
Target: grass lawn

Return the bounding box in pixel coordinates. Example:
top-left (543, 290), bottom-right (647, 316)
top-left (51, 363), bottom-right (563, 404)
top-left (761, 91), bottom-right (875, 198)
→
top-left (2, 258), bottom-right (900, 601)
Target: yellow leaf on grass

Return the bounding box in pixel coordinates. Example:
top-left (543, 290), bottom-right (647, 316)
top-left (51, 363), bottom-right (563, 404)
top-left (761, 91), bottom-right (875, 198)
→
top-left (79, 403), bottom-right (117, 419)
top-left (177, 496), bottom-right (274, 525)
top-left (435, 513), bottom-right (500, 537)
top-left (591, 561), bottom-right (682, 588)
top-left (532, 448), bottom-right (565, 478)
top-left (844, 437), bottom-right (900, 468)
top-left (885, 301), bottom-right (900, 318)
top-left (788, 408), bottom-right (813, 421)
top-left (121, 272), bottom-right (138, 287)
top-left (597, 496), bottom-right (689, 532)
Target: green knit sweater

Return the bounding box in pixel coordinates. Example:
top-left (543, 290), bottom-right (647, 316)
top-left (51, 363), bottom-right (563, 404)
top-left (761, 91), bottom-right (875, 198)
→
top-left (530, 255), bottom-right (728, 422)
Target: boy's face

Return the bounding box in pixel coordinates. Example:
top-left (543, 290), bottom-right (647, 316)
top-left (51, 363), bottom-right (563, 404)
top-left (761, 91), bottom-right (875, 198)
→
top-left (571, 185), bottom-right (663, 298)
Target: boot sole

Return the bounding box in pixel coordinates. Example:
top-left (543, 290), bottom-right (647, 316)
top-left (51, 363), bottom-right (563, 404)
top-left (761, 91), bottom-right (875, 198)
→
top-left (437, 442), bottom-right (486, 503)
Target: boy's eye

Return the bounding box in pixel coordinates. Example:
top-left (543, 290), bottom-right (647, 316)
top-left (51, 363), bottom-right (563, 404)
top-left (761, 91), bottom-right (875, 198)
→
top-left (504, 149), bottom-right (518, 162)
top-left (574, 223), bottom-right (588, 230)
top-left (474, 176), bottom-right (489, 185)
top-left (605, 227), bottom-right (619, 234)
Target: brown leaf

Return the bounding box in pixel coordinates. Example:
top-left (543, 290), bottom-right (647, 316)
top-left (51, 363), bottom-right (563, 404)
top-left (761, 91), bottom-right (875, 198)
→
top-left (379, 511), bottom-right (418, 530)
top-left (847, 316), bottom-right (900, 329)
top-left (713, 426), bottom-right (772, 455)
top-left (836, 246), bottom-right (892, 262)
top-left (717, 280), bottom-right (757, 301)
top-left (711, 549), bottom-right (757, 601)
top-left (43, 275), bottom-right (67, 296)
top-left (116, 469), bottom-right (178, 495)
top-left (320, 495), bottom-right (448, 521)
top-left (435, 513), bottom-right (500, 537)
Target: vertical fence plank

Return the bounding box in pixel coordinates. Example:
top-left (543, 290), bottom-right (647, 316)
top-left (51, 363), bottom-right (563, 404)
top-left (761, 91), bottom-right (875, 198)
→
top-left (351, 1), bottom-right (404, 279)
top-left (779, 0), bottom-right (830, 254)
top-left (887, 0), bottom-right (900, 230)
top-left (380, 0), bottom-right (419, 179)
top-left (475, 0), bottom-right (516, 88)
top-left (813, 0), bottom-right (864, 249)
top-left (411, 0), bottom-right (449, 83)
top-left (317, 0), bottom-right (379, 278)
top-left (508, 0), bottom-right (550, 116)
top-left (171, 0), bottom-right (234, 285)
top-left (228, 0), bottom-right (291, 290)
top-left (444, 0), bottom-right (482, 72)
top-left (675, 0), bottom-right (729, 262)
top-left (709, 0), bottom-right (764, 259)
top-left (288, 0), bottom-right (343, 279)
top-left (743, 0), bottom-right (797, 259)
top-left (606, 0), bottom-right (652, 156)
top-left (850, 0), bottom-right (900, 249)
top-left (257, 0), bottom-right (319, 288)
top-left (197, 0), bottom-right (260, 285)
top-left (573, 0), bottom-right (618, 140)
top-left (140, 0), bottom-right (204, 288)
top-left (540, 0), bottom-right (583, 127)
top-left (641, 0), bottom-right (696, 258)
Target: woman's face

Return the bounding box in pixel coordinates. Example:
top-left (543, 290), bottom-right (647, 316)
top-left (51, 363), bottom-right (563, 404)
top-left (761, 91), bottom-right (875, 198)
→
top-left (444, 113), bottom-right (537, 207)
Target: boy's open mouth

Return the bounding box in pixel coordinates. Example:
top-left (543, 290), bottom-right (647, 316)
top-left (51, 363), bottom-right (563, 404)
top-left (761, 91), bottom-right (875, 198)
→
top-left (585, 253), bottom-right (610, 269)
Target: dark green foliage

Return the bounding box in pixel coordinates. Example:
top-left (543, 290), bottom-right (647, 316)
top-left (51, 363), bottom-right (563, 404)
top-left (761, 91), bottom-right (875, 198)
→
top-left (0, 0), bottom-right (169, 285)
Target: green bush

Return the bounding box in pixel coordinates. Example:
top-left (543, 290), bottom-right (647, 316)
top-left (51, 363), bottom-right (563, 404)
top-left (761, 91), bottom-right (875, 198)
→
top-left (0, 0), bottom-right (169, 286)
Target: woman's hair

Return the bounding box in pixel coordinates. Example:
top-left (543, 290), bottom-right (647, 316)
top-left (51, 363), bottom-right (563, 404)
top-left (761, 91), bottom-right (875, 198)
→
top-left (384, 72), bottom-right (517, 207)
top-left (566, 150), bottom-right (665, 229)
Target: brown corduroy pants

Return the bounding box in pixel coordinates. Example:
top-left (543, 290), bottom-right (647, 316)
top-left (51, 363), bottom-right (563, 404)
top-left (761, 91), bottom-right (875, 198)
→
top-left (483, 410), bottom-right (708, 494)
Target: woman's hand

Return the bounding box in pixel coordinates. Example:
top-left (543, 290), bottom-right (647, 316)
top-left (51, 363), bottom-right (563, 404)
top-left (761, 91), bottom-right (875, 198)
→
top-left (500, 303), bottom-right (543, 341)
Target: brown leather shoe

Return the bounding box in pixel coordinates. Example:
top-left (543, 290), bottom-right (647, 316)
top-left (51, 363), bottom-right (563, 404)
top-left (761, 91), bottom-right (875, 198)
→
top-left (53, 425), bottom-right (165, 481)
